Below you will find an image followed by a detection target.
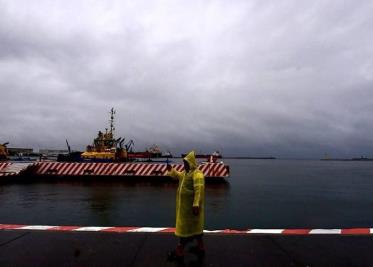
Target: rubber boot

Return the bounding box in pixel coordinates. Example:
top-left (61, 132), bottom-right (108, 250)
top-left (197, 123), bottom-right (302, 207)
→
top-left (167, 244), bottom-right (184, 262)
top-left (189, 239), bottom-right (205, 256)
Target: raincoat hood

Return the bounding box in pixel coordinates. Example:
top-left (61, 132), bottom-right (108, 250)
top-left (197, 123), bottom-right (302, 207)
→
top-left (183, 151), bottom-right (198, 171)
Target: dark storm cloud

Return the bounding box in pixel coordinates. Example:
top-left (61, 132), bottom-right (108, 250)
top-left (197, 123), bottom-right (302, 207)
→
top-left (1, 0), bottom-right (373, 158)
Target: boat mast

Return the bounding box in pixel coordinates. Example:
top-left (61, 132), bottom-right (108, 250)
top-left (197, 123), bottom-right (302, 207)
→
top-left (109, 108), bottom-right (115, 135)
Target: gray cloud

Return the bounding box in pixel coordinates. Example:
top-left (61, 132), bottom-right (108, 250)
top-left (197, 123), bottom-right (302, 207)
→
top-left (1, 0), bottom-right (373, 158)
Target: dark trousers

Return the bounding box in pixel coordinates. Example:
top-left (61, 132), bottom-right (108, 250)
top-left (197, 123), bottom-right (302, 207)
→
top-left (179, 234), bottom-right (203, 246)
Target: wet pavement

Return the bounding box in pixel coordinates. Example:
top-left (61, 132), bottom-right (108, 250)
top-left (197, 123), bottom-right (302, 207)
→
top-left (1, 230), bottom-right (373, 266)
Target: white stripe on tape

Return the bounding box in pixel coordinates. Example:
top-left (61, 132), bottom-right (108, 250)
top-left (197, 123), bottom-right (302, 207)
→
top-left (74, 227), bottom-right (112, 231)
top-left (17, 225), bottom-right (56, 230)
top-left (128, 227), bottom-right (167, 232)
top-left (248, 229), bottom-right (284, 234)
top-left (309, 229), bottom-right (342, 234)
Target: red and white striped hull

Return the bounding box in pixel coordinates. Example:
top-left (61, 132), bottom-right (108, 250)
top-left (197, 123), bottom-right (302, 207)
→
top-left (1, 162), bottom-right (229, 180)
top-left (0, 162), bottom-right (16, 176)
top-left (0, 162), bottom-right (11, 171)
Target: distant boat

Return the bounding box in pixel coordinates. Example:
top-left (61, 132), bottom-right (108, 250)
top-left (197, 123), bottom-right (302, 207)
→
top-left (181, 151), bottom-right (222, 159)
top-left (320, 154), bottom-right (373, 161)
top-left (351, 156), bottom-right (373, 161)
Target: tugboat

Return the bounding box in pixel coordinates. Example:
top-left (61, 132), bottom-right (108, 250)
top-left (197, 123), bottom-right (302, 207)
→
top-left (58, 108), bottom-right (172, 162)
top-left (80, 108), bottom-right (128, 162)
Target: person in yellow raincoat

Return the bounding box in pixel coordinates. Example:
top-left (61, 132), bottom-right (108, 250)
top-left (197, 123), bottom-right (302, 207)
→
top-left (166, 151), bottom-right (205, 261)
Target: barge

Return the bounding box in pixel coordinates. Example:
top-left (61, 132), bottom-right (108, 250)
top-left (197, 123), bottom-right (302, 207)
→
top-left (0, 161), bottom-right (229, 183)
top-left (0, 108), bottom-right (230, 182)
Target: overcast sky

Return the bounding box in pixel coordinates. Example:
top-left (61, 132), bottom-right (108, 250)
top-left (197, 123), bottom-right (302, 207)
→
top-left (1, 0), bottom-right (373, 158)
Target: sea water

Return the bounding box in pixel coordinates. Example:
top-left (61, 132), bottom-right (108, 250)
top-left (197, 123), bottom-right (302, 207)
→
top-left (1, 159), bottom-right (373, 229)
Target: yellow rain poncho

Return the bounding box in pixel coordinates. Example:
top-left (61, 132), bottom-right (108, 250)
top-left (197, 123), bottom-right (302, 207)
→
top-left (167, 151), bottom-right (205, 237)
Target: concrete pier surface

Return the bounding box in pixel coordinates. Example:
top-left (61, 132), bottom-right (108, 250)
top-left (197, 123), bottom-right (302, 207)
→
top-left (1, 230), bottom-right (373, 266)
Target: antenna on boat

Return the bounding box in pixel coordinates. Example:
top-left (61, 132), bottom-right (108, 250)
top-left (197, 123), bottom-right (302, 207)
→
top-left (109, 108), bottom-right (116, 134)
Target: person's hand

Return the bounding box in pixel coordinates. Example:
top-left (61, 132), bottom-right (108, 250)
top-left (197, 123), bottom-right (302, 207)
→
top-left (166, 164), bottom-right (172, 171)
top-left (192, 206), bottom-right (200, 216)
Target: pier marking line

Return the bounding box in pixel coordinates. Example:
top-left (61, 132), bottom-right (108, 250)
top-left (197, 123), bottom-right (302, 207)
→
top-left (73, 227), bottom-right (112, 231)
top-left (309, 229), bottom-right (342, 234)
top-left (128, 227), bottom-right (167, 232)
top-left (17, 225), bottom-right (57, 230)
top-left (248, 229), bottom-right (284, 234)
top-left (1, 224), bottom-right (373, 235)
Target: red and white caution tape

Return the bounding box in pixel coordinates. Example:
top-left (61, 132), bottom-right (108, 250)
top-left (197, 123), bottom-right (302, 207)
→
top-left (1, 224), bottom-right (372, 235)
